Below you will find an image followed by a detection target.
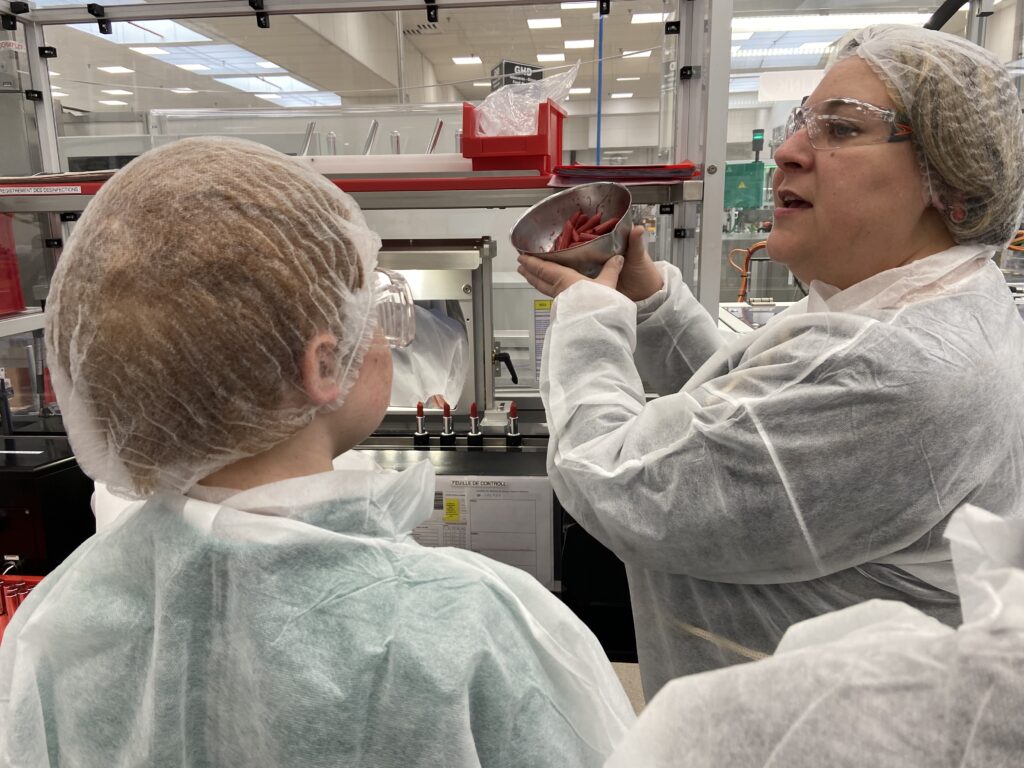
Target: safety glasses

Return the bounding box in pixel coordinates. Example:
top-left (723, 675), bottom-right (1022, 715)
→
top-left (374, 268), bottom-right (416, 348)
top-left (784, 97), bottom-right (912, 150)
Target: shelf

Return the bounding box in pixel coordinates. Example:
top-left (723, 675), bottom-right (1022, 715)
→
top-left (0, 309), bottom-right (45, 338)
top-left (0, 178), bottom-right (701, 213)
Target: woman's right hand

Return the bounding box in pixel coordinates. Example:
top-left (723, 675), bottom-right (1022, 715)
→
top-left (616, 225), bottom-right (664, 302)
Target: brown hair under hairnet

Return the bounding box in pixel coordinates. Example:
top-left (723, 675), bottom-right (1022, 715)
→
top-left (46, 136), bottom-right (381, 496)
top-left (836, 25), bottom-right (1024, 247)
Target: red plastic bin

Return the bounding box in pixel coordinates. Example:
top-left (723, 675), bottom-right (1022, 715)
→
top-left (461, 99), bottom-right (567, 175)
top-left (0, 213), bottom-right (26, 316)
top-left (0, 574), bottom-right (44, 644)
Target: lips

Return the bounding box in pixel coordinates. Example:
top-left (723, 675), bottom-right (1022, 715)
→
top-left (777, 189), bottom-right (812, 209)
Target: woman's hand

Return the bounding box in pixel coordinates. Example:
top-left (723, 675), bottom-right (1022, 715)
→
top-left (516, 225), bottom-right (664, 301)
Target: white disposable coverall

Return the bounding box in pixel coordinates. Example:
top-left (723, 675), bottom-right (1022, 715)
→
top-left (604, 504), bottom-right (1024, 767)
top-left (541, 244), bottom-right (1024, 696)
top-left (0, 454), bottom-right (635, 767)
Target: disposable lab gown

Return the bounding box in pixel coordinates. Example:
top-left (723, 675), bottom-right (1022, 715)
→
top-left (604, 503), bottom-right (1024, 767)
top-left (541, 244), bottom-right (1024, 697)
top-left (0, 454), bottom-right (635, 767)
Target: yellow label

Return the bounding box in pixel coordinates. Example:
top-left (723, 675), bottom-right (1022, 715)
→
top-left (534, 299), bottom-right (552, 311)
top-left (443, 498), bottom-right (461, 523)
top-left (737, 181), bottom-right (747, 189)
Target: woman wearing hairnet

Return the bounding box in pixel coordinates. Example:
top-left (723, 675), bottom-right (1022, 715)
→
top-left (0, 137), bottom-right (635, 766)
top-left (518, 25), bottom-right (1024, 698)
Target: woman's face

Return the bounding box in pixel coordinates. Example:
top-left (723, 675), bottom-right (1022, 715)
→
top-left (767, 56), bottom-right (954, 289)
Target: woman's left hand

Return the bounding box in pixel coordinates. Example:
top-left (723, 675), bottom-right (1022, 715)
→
top-left (517, 252), bottom-right (625, 298)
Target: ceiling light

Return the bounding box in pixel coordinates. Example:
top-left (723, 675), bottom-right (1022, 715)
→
top-left (731, 31), bottom-right (753, 41)
top-left (616, 77), bottom-right (640, 82)
top-left (98, 99), bottom-right (128, 105)
top-left (176, 63), bottom-right (210, 71)
top-left (216, 75), bottom-right (314, 93)
top-left (452, 55), bottom-right (482, 65)
top-left (256, 61), bottom-right (280, 69)
top-left (569, 87), bottom-right (591, 94)
top-left (170, 87), bottom-right (196, 93)
top-left (611, 92), bottom-right (633, 99)
top-left (565, 39), bottom-right (594, 49)
top-left (632, 12), bottom-right (669, 24)
top-left (129, 47), bottom-right (169, 56)
top-left (98, 66), bottom-right (134, 74)
top-left (49, 71), bottom-right (60, 77)
top-left (731, 13), bottom-right (930, 34)
top-left (256, 93), bottom-right (282, 100)
top-left (561, 1), bottom-right (596, 8)
top-left (528, 18), bottom-right (562, 29)
top-left (537, 53), bottom-right (566, 62)
top-left (623, 49), bottom-right (652, 58)
top-left (102, 89), bottom-right (133, 95)
top-left (733, 46), bottom-right (829, 57)
top-left (50, 92), bottom-right (68, 98)
top-left (472, 81), bottom-right (490, 86)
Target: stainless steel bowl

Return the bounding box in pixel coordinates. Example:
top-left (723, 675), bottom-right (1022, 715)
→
top-left (510, 182), bottom-right (633, 277)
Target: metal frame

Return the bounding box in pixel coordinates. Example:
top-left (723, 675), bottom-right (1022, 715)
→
top-left (2, 0), bottom-right (728, 331)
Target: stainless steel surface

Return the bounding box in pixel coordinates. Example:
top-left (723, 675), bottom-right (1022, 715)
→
top-left (510, 182), bottom-right (633, 277)
top-left (326, 131), bottom-right (337, 155)
top-left (0, 182), bottom-right (698, 214)
top-left (390, 130), bottom-right (401, 155)
top-left (363, 119), bottom-right (380, 155)
top-left (299, 121), bottom-right (316, 156)
top-left (426, 119), bottom-right (443, 154)
top-left (0, 310), bottom-right (46, 339)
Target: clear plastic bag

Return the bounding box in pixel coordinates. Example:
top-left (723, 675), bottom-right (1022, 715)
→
top-left (476, 62), bottom-right (579, 137)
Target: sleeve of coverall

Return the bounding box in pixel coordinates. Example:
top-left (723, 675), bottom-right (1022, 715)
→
top-left (540, 280), bottom-right (984, 584)
top-left (632, 261), bottom-right (725, 395)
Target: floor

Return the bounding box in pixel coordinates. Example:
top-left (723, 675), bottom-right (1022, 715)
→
top-left (612, 662), bottom-right (646, 714)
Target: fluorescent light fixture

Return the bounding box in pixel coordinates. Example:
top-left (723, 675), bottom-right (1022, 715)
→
top-left (98, 66), bottom-right (134, 74)
top-left (69, 19), bottom-right (209, 45)
top-left (733, 46), bottom-right (828, 58)
top-left (49, 71), bottom-right (59, 77)
top-left (565, 39), bottom-right (594, 49)
top-left (561, 1), bottom-right (595, 8)
top-left (170, 87), bottom-right (196, 93)
top-left (256, 93), bottom-right (282, 100)
top-left (732, 13), bottom-right (930, 34)
top-left (176, 63), bottom-right (211, 71)
top-left (537, 53), bottom-right (566, 62)
top-left (452, 55), bottom-right (482, 65)
top-left (129, 47), bottom-right (169, 56)
top-left (528, 18), bottom-right (562, 29)
top-left (98, 99), bottom-right (128, 105)
top-left (472, 81), bottom-right (490, 86)
top-left (215, 75), bottom-right (315, 93)
top-left (611, 92), bottom-right (633, 99)
top-left (731, 31), bottom-right (753, 41)
top-left (50, 91), bottom-right (68, 98)
top-left (632, 12), bottom-right (669, 23)
top-left (623, 49), bottom-right (652, 58)
top-left (569, 87), bottom-right (591, 94)
top-left (256, 61), bottom-right (279, 69)
top-left (102, 89), bottom-right (133, 95)
top-left (616, 76), bottom-right (640, 81)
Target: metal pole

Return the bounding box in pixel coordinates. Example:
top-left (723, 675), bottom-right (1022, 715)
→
top-left (596, 14), bottom-right (604, 164)
top-left (395, 10), bottom-right (406, 104)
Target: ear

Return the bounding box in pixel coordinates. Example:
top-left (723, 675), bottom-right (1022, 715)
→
top-left (301, 332), bottom-right (343, 406)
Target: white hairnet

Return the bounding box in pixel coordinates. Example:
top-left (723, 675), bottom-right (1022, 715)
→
top-left (836, 24), bottom-right (1024, 247)
top-left (46, 136), bottom-right (382, 498)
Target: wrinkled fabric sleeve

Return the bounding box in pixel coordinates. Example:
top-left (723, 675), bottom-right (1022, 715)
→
top-left (541, 281), bottom-right (987, 584)
top-left (632, 262), bottom-right (725, 395)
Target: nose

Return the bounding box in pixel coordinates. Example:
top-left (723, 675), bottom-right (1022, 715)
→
top-left (773, 125), bottom-right (814, 173)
